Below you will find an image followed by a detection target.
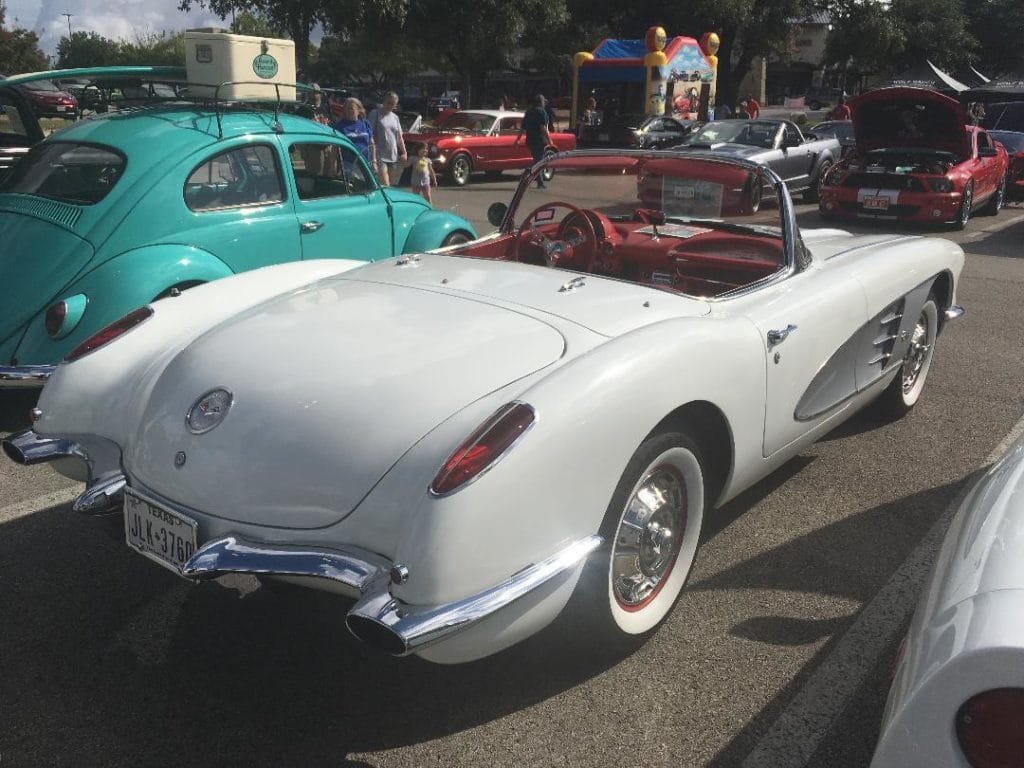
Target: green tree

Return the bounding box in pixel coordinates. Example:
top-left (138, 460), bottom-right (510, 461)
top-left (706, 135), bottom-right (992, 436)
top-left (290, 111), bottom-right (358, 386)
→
top-left (231, 10), bottom-right (282, 37)
top-left (967, 0), bottom-right (1024, 76)
top-left (314, 31), bottom-right (433, 89)
top-left (0, 2), bottom-right (49, 73)
top-left (407, 0), bottom-right (570, 107)
top-left (56, 31), bottom-right (122, 68)
top-left (117, 32), bottom-right (187, 67)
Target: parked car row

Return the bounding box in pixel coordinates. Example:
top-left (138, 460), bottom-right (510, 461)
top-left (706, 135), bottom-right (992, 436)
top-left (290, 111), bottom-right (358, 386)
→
top-left (3, 66), bottom-right (1022, 768)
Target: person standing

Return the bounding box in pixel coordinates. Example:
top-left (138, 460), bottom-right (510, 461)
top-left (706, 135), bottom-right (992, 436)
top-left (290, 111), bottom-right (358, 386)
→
top-left (831, 95), bottom-right (852, 121)
top-left (743, 94), bottom-right (761, 119)
top-left (515, 94), bottom-right (551, 188)
top-left (297, 83), bottom-right (332, 124)
top-left (334, 97), bottom-right (376, 169)
top-left (409, 144), bottom-right (438, 204)
top-left (368, 91), bottom-right (407, 186)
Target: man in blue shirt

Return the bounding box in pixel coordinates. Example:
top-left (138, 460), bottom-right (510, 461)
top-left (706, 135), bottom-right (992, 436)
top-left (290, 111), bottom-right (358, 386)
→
top-left (515, 94), bottom-right (551, 188)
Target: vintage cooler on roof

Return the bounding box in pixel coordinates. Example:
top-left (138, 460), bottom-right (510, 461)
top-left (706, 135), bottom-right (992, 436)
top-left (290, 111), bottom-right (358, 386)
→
top-left (184, 29), bottom-right (296, 101)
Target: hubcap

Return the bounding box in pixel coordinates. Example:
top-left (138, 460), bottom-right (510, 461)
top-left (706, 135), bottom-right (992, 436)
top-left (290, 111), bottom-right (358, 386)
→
top-left (453, 159), bottom-right (469, 182)
top-left (902, 311), bottom-right (931, 394)
top-left (612, 465), bottom-right (687, 609)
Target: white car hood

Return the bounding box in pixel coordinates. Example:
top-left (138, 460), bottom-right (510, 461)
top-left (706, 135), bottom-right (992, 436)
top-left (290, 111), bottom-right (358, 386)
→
top-left (126, 276), bottom-right (566, 529)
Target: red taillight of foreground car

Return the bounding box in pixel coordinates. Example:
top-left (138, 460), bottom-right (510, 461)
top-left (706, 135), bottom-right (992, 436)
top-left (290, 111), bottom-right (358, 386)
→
top-left (430, 402), bottom-right (536, 496)
top-left (65, 306), bottom-right (153, 362)
top-left (956, 688), bottom-right (1024, 768)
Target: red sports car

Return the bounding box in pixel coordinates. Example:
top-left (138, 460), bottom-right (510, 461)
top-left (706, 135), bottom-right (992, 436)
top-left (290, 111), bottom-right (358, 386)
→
top-left (818, 87), bottom-right (1008, 229)
top-left (403, 109), bottom-right (576, 186)
top-left (991, 130), bottom-right (1024, 199)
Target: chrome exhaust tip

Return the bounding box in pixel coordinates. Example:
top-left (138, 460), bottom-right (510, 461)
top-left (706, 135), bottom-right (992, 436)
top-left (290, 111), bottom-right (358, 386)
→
top-left (1, 429), bottom-right (82, 465)
top-left (345, 614), bottom-right (409, 656)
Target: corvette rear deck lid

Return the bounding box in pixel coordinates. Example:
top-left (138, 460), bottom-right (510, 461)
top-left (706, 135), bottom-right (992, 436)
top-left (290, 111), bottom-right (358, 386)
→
top-left (126, 278), bottom-right (566, 529)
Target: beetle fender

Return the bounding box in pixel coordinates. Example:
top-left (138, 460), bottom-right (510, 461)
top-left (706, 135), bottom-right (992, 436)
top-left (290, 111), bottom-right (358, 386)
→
top-left (13, 245), bottom-right (233, 365)
top-left (399, 209), bottom-right (475, 253)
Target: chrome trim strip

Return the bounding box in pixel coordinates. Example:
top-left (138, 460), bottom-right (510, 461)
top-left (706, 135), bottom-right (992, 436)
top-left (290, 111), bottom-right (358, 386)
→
top-left (72, 471), bottom-right (127, 516)
top-left (1, 428), bottom-right (84, 465)
top-left (346, 534), bottom-right (603, 656)
top-left (181, 536), bottom-right (388, 593)
top-left (0, 364), bottom-right (56, 388)
top-left (945, 304), bottom-right (965, 321)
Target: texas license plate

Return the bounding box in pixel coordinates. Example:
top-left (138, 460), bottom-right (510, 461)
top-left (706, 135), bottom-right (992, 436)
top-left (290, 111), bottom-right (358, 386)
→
top-left (124, 489), bottom-right (198, 573)
top-left (863, 196), bottom-right (890, 210)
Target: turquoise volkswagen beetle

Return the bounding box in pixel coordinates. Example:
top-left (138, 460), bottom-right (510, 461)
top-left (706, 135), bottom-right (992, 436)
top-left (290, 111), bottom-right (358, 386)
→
top-left (0, 69), bottom-right (476, 387)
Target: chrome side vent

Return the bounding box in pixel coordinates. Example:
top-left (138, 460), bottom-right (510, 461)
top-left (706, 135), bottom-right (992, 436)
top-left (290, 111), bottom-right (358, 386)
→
top-left (869, 300), bottom-right (904, 367)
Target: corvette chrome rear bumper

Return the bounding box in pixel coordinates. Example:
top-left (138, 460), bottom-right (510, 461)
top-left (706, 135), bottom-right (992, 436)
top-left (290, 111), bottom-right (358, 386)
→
top-left (183, 533), bottom-right (602, 656)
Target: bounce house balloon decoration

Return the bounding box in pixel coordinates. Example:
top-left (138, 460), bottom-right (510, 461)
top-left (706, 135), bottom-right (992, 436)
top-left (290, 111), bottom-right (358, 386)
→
top-left (571, 28), bottom-right (719, 127)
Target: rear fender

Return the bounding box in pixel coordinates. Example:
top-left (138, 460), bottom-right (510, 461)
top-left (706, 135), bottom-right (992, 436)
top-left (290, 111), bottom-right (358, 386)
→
top-left (13, 245), bottom-right (233, 366)
top-left (402, 210), bottom-right (476, 253)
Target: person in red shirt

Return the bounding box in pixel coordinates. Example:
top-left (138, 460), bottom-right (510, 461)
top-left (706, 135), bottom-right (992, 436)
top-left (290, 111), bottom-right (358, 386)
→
top-left (831, 96), bottom-right (852, 120)
top-left (743, 94), bottom-right (761, 119)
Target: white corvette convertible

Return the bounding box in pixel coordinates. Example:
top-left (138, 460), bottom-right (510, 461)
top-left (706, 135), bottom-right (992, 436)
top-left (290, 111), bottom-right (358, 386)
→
top-left (4, 151), bottom-right (964, 664)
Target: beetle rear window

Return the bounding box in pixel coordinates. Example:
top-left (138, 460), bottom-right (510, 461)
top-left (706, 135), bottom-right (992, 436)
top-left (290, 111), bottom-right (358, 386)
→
top-left (0, 141), bottom-right (125, 204)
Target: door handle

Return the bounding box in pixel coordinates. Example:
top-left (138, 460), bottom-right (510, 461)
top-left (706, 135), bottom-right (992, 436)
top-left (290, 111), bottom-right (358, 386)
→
top-left (767, 324), bottom-right (798, 347)
top-left (300, 220), bottom-right (324, 233)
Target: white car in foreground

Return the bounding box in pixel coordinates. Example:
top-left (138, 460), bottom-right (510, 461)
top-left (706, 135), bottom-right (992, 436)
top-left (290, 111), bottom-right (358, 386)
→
top-left (872, 431), bottom-right (1024, 767)
top-left (3, 151), bottom-right (965, 664)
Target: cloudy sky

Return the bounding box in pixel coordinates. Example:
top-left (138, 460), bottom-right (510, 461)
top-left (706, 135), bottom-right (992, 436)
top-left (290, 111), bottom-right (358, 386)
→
top-left (6, 0), bottom-right (225, 59)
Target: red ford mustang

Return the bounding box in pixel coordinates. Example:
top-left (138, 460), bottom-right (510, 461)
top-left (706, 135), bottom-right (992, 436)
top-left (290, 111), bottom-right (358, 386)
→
top-left (403, 109), bottom-right (576, 187)
top-left (818, 87), bottom-right (1008, 229)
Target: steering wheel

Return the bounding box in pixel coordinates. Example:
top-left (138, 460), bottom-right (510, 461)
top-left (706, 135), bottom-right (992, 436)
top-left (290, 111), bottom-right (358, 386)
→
top-left (512, 202), bottom-right (598, 270)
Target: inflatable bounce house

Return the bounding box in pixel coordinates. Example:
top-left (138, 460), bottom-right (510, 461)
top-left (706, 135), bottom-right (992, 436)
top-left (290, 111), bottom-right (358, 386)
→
top-left (571, 27), bottom-right (720, 128)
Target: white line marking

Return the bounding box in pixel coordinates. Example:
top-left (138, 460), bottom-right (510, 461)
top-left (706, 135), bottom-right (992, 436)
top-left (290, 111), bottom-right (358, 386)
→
top-left (742, 412), bottom-right (1024, 768)
top-left (0, 485), bottom-right (81, 523)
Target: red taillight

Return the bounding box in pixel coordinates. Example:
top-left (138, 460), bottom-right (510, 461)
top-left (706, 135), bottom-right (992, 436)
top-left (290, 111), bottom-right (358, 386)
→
top-left (45, 301), bottom-right (67, 338)
top-left (956, 688), bottom-right (1024, 768)
top-left (430, 403), bottom-right (536, 496)
top-left (65, 306), bottom-right (153, 362)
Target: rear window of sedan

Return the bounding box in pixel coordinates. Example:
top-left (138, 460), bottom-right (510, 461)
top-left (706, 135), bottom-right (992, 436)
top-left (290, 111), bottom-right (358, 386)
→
top-left (0, 141), bottom-right (125, 204)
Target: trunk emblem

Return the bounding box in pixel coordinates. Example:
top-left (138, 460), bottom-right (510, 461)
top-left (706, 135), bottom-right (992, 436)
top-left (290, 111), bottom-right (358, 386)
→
top-left (186, 388), bottom-right (234, 434)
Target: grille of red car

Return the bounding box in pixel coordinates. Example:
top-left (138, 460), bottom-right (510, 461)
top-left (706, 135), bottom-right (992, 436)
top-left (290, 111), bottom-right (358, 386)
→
top-left (841, 173), bottom-right (925, 192)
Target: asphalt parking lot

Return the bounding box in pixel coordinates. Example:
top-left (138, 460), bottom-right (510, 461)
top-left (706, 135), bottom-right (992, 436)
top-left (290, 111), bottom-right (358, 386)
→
top-left (1, 193), bottom-right (1022, 768)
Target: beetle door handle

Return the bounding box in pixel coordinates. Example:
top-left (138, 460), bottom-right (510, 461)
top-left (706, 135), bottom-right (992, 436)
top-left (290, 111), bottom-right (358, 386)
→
top-left (767, 324), bottom-right (798, 346)
top-left (300, 220), bottom-right (324, 233)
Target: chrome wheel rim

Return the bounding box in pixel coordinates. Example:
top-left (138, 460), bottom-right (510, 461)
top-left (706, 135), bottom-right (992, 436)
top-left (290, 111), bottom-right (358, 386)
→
top-left (902, 310), bottom-right (932, 394)
top-left (452, 157), bottom-right (470, 184)
top-left (611, 464), bottom-right (686, 610)
top-left (959, 185), bottom-right (972, 226)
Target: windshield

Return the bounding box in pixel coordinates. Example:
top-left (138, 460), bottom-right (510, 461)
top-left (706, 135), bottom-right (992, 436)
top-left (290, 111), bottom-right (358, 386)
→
top-left (992, 130), bottom-right (1024, 153)
top-left (438, 112), bottom-right (496, 133)
top-left (686, 120), bottom-right (780, 148)
top-left (21, 80), bottom-right (62, 92)
top-left (513, 155), bottom-right (782, 236)
top-left (0, 141), bottom-right (125, 204)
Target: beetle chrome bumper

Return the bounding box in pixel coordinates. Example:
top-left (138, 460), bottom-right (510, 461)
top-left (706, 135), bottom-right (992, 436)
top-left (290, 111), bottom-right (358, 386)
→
top-left (183, 533), bottom-right (602, 656)
top-left (0, 364), bottom-right (55, 388)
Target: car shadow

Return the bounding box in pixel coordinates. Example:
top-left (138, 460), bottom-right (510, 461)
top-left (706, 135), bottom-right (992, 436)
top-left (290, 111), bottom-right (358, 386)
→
top-left (0, 389), bottom-right (40, 433)
top-left (0, 461), bottom-right (979, 767)
top-left (0, 499), bottom-right (630, 767)
top-left (693, 473), bottom-right (979, 768)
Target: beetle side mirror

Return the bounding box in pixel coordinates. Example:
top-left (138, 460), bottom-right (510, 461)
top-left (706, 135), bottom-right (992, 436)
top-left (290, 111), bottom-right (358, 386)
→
top-left (487, 202), bottom-right (508, 227)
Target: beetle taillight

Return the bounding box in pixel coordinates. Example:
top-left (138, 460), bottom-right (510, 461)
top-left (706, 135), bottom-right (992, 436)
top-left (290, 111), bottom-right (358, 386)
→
top-left (65, 306), bottom-right (153, 362)
top-left (45, 301), bottom-right (67, 338)
top-left (956, 688), bottom-right (1024, 768)
top-left (430, 403), bottom-right (536, 496)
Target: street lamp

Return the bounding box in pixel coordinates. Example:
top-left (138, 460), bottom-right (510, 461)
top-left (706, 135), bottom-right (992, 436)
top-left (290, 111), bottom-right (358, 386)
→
top-left (62, 12), bottom-right (73, 38)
